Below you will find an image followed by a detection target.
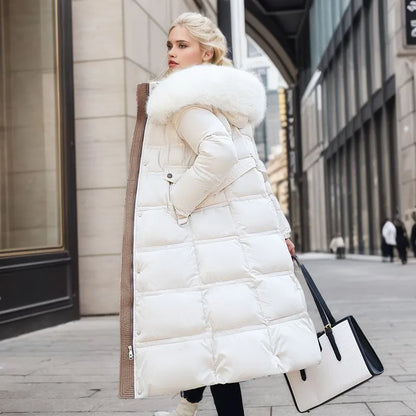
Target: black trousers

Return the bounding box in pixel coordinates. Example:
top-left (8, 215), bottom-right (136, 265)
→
top-left (183, 383), bottom-right (245, 416)
top-left (396, 244), bottom-right (408, 264)
top-left (384, 244), bottom-right (394, 260)
top-left (336, 247), bottom-right (345, 259)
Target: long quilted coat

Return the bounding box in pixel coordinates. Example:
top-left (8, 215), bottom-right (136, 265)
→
top-left (119, 64), bottom-right (321, 399)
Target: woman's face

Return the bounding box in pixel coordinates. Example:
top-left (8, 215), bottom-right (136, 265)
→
top-left (167, 26), bottom-right (212, 71)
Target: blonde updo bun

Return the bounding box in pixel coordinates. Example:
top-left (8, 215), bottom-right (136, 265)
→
top-left (169, 12), bottom-right (232, 67)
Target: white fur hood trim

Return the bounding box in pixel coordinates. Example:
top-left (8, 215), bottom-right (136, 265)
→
top-left (146, 65), bottom-right (266, 125)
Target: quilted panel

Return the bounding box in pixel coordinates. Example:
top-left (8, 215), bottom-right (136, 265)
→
top-left (135, 173), bottom-right (167, 207)
top-left (134, 338), bottom-right (215, 398)
top-left (195, 238), bottom-right (250, 284)
top-left (231, 197), bottom-right (280, 235)
top-left (135, 290), bottom-right (207, 341)
top-left (241, 233), bottom-right (293, 274)
top-left (270, 318), bottom-right (322, 372)
top-left (214, 329), bottom-right (278, 382)
top-left (205, 282), bottom-right (263, 331)
top-left (135, 245), bottom-right (199, 291)
top-left (256, 274), bottom-right (306, 321)
top-left (134, 208), bottom-right (191, 247)
top-left (190, 205), bottom-right (236, 240)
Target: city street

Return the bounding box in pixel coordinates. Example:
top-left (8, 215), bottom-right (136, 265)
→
top-left (1, 253), bottom-right (415, 415)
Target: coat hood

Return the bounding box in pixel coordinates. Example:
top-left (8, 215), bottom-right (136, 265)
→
top-left (146, 64), bottom-right (266, 126)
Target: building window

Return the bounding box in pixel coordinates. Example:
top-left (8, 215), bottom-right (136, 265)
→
top-left (340, 146), bottom-right (349, 246)
top-left (336, 52), bottom-right (346, 131)
top-left (359, 131), bottom-right (369, 252)
top-left (369, 0), bottom-right (382, 92)
top-left (0, 0), bottom-right (62, 254)
top-left (309, 0), bottom-right (351, 70)
top-left (345, 36), bottom-right (356, 120)
top-left (369, 117), bottom-right (380, 251)
top-left (321, 76), bottom-right (329, 146)
top-left (384, 0), bottom-right (394, 79)
top-left (247, 37), bottom-right (263, 58)
top-left (356, 16), bottom-right (368, 108)
top-left (326, 65), bottom-right (337, 139)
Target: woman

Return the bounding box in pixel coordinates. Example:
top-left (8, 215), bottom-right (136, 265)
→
top-left (119, 12), bottom-right (321, 416)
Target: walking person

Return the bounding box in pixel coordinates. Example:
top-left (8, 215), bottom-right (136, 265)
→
top-left (411, 212), bottom-right (416, 258)
top-left (394, 218), bottom-right (410, 265)
top-left (119, 12), bottom-right (321, 416)
top-left (329, 233), bottom-right (346, 259)
top-left (381, 218), bottom-right (396, 262)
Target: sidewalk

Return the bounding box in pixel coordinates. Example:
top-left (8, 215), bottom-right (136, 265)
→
top-left (299, 251), bottom-right (416, 264)
top-left (1, 256), bottom-right (415, 415)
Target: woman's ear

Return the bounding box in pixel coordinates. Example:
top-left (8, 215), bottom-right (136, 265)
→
top-left (202, 48), bottom-right (214, 62)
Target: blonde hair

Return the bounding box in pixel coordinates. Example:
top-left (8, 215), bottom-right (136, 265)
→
top-left (169, 12), bottom-right (232, 67)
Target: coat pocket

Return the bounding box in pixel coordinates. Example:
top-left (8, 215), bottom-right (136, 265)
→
top-left (165, 168), bottom-right (189, 225)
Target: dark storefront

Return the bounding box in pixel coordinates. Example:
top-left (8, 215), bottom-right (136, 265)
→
top-left (0, 0), bottom-right (79, 339)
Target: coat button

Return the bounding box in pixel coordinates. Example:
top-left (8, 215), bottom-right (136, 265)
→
top-left (167, 173), bottom-right (173, 179)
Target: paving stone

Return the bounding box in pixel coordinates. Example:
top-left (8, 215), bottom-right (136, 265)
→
top-left (306, 402), bottom-right (374, 415)
top-left (242, 408), bottom-right (271, 416)
top-left (393, 375), bottom-right (416, 383)
top-left (367, 400), bottom-right (416, 415)
top-left (272, 403), bottom-right (374, 415)
top-left (406, 401), bottom-right (416, 412)
top-left (271, 405), bottom-right (300, 415)
top-left (0, 398), bottom-right (97, 413)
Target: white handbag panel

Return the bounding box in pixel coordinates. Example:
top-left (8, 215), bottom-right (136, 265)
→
top-left (285, 319), bottom-right (372, 412)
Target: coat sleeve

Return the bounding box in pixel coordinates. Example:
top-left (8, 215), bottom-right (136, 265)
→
top-left (170, 106), bottom-right (238, 223)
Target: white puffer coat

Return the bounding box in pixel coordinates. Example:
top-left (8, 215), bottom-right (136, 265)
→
top-left (119, 64), bottom-right (321, 399)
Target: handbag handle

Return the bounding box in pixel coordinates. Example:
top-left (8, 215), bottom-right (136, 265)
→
top-left (292, 256), bottom-right (342, 361)
top-left (292, 256), bottom-right (336, 330)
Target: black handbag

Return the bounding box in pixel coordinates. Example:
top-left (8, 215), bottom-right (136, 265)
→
top-left (285, 256), bottom-right (384, 413)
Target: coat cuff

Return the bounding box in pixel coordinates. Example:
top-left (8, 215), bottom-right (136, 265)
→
top-left (177, 216), bottom-right (188, 225)
top-left (172, 204), bottom-right (189, 225)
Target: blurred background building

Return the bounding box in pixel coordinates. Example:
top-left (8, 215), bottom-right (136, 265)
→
top-left (1, 0), bottom-right (415, 339)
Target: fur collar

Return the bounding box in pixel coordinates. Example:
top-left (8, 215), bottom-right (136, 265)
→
top-left (146, 64), bottom-right (266, 125)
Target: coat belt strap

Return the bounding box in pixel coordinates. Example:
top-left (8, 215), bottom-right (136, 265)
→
top-left (216, 157), bottom-right (257, 192)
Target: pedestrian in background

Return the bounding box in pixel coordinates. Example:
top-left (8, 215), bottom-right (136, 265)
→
top-left (394, 218), bottom-right (410, 265)
top-left (381, 218), bottom-right (396, 262)
top-left (329, 233), bottom-right (346, 259)
top-left (411, 212), bottom-right (416, 258)
top-left (119, 12), bottom-right (321, 416)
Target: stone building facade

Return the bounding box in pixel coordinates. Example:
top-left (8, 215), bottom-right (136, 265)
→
top-left (299, 0), bottom-right (416, 254)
